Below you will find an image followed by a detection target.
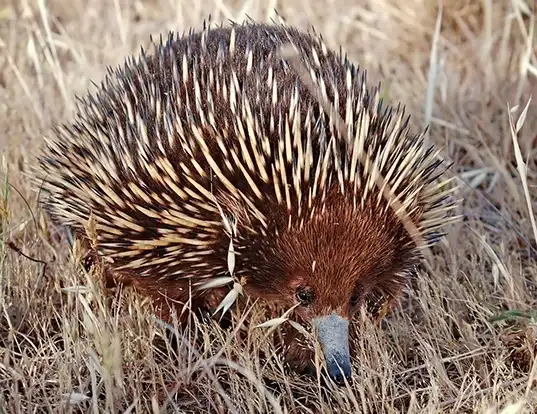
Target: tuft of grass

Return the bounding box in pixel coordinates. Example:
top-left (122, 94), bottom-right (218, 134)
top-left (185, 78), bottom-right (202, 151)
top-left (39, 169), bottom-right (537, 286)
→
top-left (0, 0), bottom-right (536, 413)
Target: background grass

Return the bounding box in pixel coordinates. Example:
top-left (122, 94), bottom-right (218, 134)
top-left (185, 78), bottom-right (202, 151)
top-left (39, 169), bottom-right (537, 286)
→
top-left (1, 0), bottom-right (537, 412)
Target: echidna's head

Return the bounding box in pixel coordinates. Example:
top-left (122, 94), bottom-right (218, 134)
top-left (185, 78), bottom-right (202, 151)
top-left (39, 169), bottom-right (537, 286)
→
top-left (239, 188), bottom-right (422, 384)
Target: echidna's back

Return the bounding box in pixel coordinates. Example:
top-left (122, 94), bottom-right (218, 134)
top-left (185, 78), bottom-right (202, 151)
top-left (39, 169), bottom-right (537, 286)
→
top-left (87, 21), bottom-right (354, 166)
top-left (37, 21), bottom-right (364, 279)
top-left (37, 20), bottom-right (451, 284)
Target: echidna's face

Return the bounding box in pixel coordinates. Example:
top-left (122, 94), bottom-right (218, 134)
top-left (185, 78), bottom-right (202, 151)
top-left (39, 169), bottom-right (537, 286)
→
top-left (245, 194), bottom-right (418, 384)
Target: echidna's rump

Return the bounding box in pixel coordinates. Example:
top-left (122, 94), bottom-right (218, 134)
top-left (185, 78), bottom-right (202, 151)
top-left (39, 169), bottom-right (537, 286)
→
top-left (36, 19), bottom-right (460, 384)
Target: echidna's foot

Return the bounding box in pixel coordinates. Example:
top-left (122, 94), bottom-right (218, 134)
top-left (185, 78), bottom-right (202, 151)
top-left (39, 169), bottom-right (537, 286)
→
top-left (196, 286), bottom-right (235, 329)
top-left (195, 310), bottom-right (232, 331)
top-left (284, 349), bottom-right (317, 379)
top-left (279, 323), bottom-right (317, 379)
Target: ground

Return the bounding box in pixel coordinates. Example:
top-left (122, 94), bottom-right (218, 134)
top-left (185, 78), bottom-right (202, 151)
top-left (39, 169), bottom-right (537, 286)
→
top-left (1, 0), bottom-right (537, 413)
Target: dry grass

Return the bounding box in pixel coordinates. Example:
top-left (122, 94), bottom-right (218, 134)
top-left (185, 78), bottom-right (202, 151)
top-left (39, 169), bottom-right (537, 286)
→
top-left (1, 0), bottom-right (537, 412)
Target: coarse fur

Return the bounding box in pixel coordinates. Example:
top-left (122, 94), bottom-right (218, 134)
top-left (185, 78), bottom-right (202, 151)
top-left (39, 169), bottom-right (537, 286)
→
top-left (34, 19), bottom-right (460, 379)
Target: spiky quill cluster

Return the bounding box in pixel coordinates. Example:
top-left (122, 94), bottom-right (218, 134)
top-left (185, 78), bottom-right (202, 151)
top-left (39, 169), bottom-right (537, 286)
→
top-left (35, 19), bottom-right (460, 383)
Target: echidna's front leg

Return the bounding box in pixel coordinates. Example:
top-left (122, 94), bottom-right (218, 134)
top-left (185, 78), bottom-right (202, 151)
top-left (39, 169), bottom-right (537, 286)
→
top-left (146, 283), bottom-right (232, 328)
top-left (198, 286), bottom-right (236, 328)
top-left (279, 323), bottom-right (316, 377)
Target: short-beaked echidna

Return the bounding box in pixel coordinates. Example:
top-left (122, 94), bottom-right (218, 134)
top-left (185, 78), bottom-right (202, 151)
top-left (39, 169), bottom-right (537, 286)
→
top-left (35, 19), bottom-right (460, 384)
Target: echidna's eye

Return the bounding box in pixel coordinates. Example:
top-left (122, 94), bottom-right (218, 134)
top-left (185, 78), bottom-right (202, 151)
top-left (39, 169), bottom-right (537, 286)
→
top-left (295, 287), bottom-right (315, 306)
top-left (349, 294), bottom-right (360, 308)
top-left (350, 285), bottom-right (364, 308)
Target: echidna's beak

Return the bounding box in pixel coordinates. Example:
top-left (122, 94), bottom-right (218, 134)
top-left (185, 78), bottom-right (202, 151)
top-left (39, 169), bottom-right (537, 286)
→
top-left (312, 313), bottom-right (352, 385)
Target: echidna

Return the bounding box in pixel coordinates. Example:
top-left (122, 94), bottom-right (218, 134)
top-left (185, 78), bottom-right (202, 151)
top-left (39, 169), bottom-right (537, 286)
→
top-left (35, 18), bottom-right (460, 384)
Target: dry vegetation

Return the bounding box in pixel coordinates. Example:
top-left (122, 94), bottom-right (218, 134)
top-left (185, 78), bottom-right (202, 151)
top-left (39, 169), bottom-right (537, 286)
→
top-left (1, 0), bottom-right (537, 412)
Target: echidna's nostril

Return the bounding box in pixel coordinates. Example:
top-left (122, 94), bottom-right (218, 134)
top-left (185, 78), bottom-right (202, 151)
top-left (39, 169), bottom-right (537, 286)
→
top-left (331, 372), bottom-right (345, 386)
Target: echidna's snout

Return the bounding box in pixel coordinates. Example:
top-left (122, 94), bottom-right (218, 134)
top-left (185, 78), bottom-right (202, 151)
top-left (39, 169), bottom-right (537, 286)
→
top-left (313, 313), bottom-right (352, 385)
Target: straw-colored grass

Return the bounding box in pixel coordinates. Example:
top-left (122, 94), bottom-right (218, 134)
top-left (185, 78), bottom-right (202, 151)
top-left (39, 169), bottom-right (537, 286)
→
top-left (1, 0), bottom-right (537, 412)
